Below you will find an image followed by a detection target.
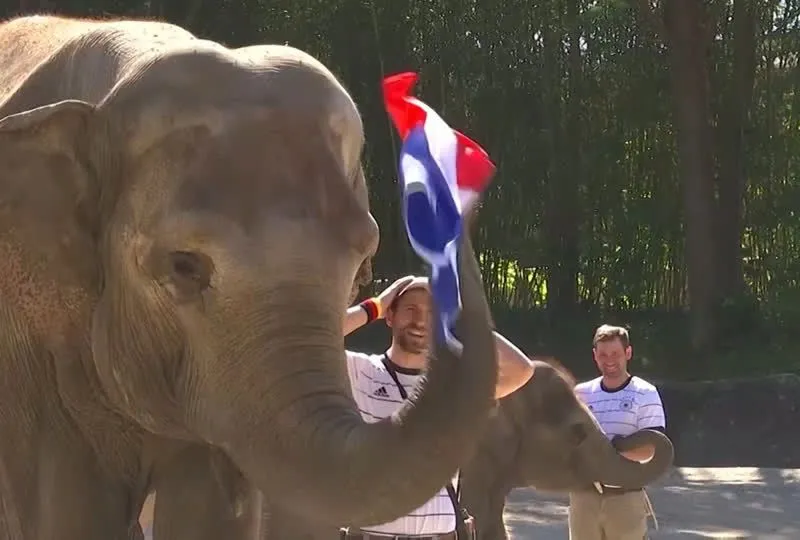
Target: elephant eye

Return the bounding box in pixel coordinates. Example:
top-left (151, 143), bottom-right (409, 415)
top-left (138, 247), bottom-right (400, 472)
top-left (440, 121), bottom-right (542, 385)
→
top-left (167, 250), bottom-right (213, 299)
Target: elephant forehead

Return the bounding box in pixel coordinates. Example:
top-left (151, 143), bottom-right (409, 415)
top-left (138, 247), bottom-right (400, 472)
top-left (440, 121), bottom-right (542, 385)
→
top-left (232, 44), bottom-right (364, 175)
top-left (108, 44), bottom-right (363, 167)
top-left (162, 115), bottom-right (362, 232)
top-left (103, 43), bottom-right (372, 250)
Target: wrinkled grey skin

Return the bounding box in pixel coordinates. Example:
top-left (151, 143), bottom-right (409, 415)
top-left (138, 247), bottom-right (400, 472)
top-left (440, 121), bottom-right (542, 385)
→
top-left (0, 15), bottom-right (499, 540)
top-left (259, 360), bottom-right (674, 540)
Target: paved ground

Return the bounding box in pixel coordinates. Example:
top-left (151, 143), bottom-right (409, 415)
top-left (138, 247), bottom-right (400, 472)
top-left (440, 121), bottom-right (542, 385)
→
top-left (139, 467), bottom-right (800, 539)
top-left (504, 467), bottom-right (800, 539)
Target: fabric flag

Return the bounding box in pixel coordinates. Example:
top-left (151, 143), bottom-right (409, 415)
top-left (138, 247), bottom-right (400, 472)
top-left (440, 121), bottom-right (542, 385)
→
top-left (382, 71), bottom-right (496, 352)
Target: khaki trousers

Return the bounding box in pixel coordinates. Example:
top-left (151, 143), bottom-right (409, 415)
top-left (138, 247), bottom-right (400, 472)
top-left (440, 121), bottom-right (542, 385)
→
top-left (568, 490), bottom-right (649, 540)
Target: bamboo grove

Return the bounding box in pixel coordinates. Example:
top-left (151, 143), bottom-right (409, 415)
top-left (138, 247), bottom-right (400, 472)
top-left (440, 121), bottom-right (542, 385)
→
top-left (4, 0), bottom-right (799, 378)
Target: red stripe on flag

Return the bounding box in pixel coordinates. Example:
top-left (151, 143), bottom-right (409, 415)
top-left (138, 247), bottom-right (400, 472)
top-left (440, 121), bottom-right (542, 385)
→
top-left (382, 71), bottom-right (496, 194)
top-left (382, 72), bottom-right (427, 139)
top-left (454, 131), bottom-right (496, 194)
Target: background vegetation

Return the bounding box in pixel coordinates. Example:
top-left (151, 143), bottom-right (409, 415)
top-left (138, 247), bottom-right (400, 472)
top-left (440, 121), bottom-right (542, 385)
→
top-left (5, 0), bottom-right (799, 380)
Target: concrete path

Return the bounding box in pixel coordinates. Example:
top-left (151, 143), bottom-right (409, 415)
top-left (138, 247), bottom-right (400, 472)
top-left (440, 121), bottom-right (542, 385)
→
top-left (504, 467), bottom-right (800, 539)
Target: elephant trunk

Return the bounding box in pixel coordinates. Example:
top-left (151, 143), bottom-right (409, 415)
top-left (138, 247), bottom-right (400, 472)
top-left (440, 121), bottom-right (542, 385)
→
top-left (203, 235), bottom-right (497, 527)
top-left (583, 427), bottom-right (674, 490)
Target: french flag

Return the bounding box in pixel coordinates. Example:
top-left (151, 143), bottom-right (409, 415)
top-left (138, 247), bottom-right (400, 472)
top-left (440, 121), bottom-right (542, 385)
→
top-left (382, 72), bottom-right (496, 351)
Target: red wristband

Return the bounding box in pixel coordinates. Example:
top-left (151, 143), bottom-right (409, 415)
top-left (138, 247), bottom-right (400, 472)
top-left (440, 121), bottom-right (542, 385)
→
top-left (359, 298), bottom-right (381, 323)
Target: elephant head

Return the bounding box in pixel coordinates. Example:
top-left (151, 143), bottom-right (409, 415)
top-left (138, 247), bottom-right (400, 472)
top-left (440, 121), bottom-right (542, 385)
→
top-left (464, 360), bottom-right (672, 493)
top-left (0, 40), bottom-right (497, 527)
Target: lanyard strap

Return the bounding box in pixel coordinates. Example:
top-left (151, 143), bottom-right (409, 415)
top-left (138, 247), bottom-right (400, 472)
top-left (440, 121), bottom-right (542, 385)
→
top-left (379, 354), bottom-right (468, 538)
top-left (380, 354), bottom-right (409, 400)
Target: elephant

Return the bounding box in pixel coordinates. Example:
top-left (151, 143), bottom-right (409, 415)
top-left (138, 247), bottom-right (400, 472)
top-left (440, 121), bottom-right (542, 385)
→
top-left (256, 359), bottom-right (674, 540)
top-left (457, 359), bottom-right (673, 539)
top-left (0, 14), bottom-right (500, 540)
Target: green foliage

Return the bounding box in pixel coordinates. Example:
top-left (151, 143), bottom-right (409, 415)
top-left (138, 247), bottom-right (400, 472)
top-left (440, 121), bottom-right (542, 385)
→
top-left (3, 0), bottom-right (798, 379)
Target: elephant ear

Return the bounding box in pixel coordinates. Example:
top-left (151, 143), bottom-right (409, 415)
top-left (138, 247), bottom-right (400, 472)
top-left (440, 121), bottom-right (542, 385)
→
top-left (0, 99), bottom-right (100, 338)
top-left (0, 100), bottom-right (95, 142)
top-left (0, 99), bottom-right (98, 209)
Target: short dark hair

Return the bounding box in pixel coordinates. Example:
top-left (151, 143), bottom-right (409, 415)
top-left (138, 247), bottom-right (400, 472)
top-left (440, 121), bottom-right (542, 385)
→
top-left (592, 324), bottom-right (630, 348)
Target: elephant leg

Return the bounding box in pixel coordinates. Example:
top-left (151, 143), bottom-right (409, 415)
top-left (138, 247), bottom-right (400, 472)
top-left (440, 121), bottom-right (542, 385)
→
top-left (460, 460), bottom-right (514, 540)
top-left (0, 423), bottom-right (138, 540)
top-left (461, 485), bottom-right (510, 540)
top-left (152, 444), bottom-right (261, 540)
top-left (477, 496), bottom-right (509, 540)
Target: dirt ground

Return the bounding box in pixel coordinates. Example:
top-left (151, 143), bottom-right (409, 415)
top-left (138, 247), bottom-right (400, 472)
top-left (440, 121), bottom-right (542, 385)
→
top-left (504, 467), bottom-right (800, 539)
top-left (139, 467), bottom-right (800, 539)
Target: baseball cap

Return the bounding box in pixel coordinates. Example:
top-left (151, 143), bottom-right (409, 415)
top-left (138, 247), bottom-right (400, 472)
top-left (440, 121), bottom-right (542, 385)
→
top-left (390, 276), bottom-right (430, 309)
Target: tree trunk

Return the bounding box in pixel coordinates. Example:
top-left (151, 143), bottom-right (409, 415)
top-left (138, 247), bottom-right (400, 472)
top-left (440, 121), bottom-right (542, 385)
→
top-left (663, 0), bottom-right (718, 356)
top-left (543, 9), bottom-right (578, 318)
top-left (716, 0), bottom-right (756, 300)
top-left (562, 0), bottom-right (582, 314)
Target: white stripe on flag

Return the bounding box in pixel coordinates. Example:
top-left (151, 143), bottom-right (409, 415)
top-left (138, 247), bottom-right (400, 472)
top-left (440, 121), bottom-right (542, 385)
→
top-left (407, 97), bottom-right (461, 213)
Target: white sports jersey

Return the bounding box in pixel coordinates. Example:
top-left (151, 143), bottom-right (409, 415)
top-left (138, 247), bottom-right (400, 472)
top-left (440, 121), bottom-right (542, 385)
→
top-left (345, 351), bottom-right (457, 536)
top-left (574, 375), bottom-right (666, 439)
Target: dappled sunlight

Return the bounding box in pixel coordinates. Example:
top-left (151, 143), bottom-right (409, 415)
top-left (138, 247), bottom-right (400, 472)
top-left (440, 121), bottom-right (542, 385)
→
top-left (674, 467), bottom-right (800, 485)
top-left (503, 467), bottom-right (800, 539)
top-left (780, 469), bottom-right (800, 482)
top-left (667, 530), bottom-right (765, 538)
top-left (504, 496), bottom-right (567, 525)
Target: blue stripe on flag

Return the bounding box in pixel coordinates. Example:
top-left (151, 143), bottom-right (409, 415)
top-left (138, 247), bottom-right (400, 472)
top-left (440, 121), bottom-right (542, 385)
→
top-left (399, 125), bottom-right (465, 351)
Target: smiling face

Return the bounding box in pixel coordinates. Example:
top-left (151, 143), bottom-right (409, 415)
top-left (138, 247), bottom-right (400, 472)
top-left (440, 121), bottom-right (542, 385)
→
top-left (386, 288), bottom-right (432, 355)
top-left (592, 328), bottom-right (632, 384)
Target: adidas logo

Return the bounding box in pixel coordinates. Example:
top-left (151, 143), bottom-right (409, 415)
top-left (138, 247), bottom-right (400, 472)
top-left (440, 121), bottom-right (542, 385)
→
top-left (373, 386), bottom-right (389, 398)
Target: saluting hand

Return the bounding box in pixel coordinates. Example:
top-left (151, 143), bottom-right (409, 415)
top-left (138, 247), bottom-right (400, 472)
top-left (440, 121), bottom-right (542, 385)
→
top-left (375, 275), bottom-right (417, 317)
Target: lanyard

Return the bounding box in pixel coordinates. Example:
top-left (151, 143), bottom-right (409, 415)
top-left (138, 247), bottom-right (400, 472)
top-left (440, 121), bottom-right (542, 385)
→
top-left (379, 354), bottom-right (465, 513)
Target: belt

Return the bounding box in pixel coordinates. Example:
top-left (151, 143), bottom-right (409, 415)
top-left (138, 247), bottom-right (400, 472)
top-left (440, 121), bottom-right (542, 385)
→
top-left (604, 486), bottom-right (641, 496)
top-left (341, 516), bottom-right (475, 540)
top-left (588, 485), bottom-right (643, 496)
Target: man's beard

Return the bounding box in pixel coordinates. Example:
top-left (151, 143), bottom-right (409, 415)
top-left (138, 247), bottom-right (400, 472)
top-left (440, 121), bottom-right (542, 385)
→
top-left (600, 364), bottom-right (623, 378)
top-left (394, 328), bottom-right (428, 355)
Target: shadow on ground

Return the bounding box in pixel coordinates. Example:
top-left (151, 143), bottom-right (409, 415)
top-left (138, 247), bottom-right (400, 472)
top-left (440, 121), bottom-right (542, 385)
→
top-left (504, 467), bottom-right (800, 539)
